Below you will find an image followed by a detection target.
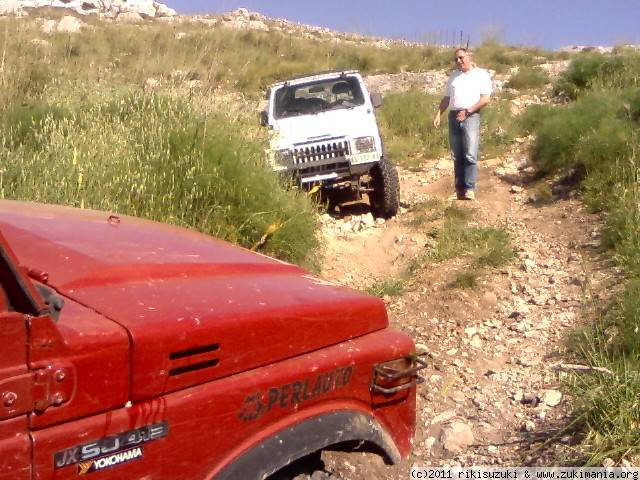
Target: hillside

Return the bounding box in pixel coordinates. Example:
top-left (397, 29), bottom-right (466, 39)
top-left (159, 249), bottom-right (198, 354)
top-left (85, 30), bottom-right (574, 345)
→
top-left (1, 4), bottom-right (639, 478)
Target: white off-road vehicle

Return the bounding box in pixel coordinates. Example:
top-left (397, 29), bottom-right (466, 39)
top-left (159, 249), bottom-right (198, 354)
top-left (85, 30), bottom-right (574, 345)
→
top-left (262, 70), bottom-right (400, 218)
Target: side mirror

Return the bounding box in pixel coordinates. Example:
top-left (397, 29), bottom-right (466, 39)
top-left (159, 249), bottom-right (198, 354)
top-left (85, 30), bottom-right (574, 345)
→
top-left (260, 110), bottom-right (268, 127)
top-left (370, 92), bottom-right (383, 108)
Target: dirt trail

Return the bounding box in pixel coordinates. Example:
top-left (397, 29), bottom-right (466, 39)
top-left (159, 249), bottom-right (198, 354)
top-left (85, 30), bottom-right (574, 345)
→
top-left (317, 146), bottom-right (614, 478)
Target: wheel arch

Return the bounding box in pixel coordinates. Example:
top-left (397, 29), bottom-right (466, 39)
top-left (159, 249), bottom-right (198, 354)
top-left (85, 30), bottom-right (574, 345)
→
top-left (213, 410), bottom-right (401, 480)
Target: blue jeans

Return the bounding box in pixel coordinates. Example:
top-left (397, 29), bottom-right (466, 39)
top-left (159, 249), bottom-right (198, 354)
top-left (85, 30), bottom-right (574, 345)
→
top-left (448, 111), bottom-right (480, 193)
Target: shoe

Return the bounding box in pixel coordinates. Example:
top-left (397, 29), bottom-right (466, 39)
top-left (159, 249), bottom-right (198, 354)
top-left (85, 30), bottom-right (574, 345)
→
top-left (462, 190), bottom-right (475, 200)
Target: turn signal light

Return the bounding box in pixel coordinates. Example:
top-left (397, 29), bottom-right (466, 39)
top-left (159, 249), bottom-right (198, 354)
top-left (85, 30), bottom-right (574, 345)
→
top-left (371, 355), bottom-right (427, 395)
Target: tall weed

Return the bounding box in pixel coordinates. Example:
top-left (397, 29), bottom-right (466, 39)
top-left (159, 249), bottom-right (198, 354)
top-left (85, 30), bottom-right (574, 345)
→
top-left (0, 92), bottom-right (319, 265)
top-left (525, 55), bottom-right (640, 463)
top-left (377, 90), bottom-right (448, 166)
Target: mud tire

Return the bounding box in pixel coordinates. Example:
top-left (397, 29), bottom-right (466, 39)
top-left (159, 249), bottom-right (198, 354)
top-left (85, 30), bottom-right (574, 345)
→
top-left (292, 472), bottom-right (342, 480)
top-left (268, 452), bottom-right (343, 480)
top-left (369, 157), bottom-right (400, 219)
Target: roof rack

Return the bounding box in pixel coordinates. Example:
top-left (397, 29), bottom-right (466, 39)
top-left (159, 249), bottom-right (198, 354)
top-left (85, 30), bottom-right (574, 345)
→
top-left (276, 69), bottom-right (359, 87)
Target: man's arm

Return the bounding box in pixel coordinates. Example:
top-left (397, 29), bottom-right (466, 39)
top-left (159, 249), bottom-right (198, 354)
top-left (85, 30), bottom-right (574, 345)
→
top-left (466, 94), bottom-right (490, 115)
top-left (433, 96), bottom-right (450, 128)
top-left (455, 94), bottom-right (490, 122)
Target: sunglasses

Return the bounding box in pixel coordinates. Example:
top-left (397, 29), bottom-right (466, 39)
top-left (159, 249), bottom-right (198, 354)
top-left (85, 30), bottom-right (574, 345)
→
top-left (454, 55), bottom-right (467, 61)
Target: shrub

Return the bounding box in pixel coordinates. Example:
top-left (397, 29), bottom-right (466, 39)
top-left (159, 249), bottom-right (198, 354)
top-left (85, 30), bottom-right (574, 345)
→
top-left (521, 91), bottom-right (634, 176)
top-left (553, 52), bottom-right (640, 99)
top-left (505, 66), bottom-right (549, 90)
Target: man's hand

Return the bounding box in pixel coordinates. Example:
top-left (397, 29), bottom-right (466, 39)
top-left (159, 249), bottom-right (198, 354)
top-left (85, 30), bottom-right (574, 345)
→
top-left (432, 111), bottom-right (441, 128)
top-left (433, 96), bottom-right (449, 128)
top-left (455, 110), bottom-right (467, 122)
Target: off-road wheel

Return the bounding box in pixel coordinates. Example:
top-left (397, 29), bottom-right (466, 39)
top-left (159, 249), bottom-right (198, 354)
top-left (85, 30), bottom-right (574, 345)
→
top-left (268, 452), bottom-right (343, 480)
top-left (369, 157), bottom-right (400, 219)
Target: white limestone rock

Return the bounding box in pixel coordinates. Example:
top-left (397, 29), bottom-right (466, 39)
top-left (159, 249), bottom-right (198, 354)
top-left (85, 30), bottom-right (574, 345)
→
top-left (56, 15), bottom-right (84, 33)
top-left (0, 0), bottom-right (23, 14)
top-left (0, 0), bottom-right (176, 18)
top-left (116, 10), bottom-right (143, 22)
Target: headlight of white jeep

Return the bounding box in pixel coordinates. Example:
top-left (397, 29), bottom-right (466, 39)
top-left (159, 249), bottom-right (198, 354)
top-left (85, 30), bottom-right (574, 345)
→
top-left (354, 136), bottom-right (375, 153)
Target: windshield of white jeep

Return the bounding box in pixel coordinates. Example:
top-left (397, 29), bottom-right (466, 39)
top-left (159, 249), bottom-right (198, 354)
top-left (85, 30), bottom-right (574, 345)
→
top-left (273, 76), bottom-right (365, 119)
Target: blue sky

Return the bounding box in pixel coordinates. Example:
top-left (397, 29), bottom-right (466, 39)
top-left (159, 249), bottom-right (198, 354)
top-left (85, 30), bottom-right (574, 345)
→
top-left (167, 0), bottom-right (640, 50)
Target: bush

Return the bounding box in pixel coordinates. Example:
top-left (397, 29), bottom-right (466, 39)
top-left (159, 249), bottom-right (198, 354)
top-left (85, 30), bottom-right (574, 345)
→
top-left (553, 52), bottom-right (640, 99)
top-left (505, 66), bottom-right (549, 90)
top-left (521, 91), bottom-right (635, 176)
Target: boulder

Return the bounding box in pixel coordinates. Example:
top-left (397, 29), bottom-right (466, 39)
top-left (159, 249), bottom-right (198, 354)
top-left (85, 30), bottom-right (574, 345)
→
top-left (40, 18), bottom-right (57, 33)
top-left (56, 15), bottom-right (84, 33)
top-left (154, 1), bottom-right (175, 17)
top-left (117, 0), bottom-right (155, 18)
top-left (116, 10), bottom-right (143, 22)
top-left (0, 0), bottom-right (22, 14)
top-left (439, 421), bottom-right (474, 454)
top-left (0, 0), bottom-right (176, 18)
top-left (540, 389), bottom-right (562, 407)
top-left (248, 19), bottom-right (268, 32)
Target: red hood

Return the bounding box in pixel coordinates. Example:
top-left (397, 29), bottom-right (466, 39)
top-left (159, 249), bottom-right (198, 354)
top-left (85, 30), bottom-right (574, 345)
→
top-left (0, 201), bottom-right (388, 401)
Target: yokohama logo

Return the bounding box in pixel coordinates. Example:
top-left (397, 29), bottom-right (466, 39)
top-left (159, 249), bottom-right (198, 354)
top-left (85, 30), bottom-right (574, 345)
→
top-left (77, 447), bottom-right (143, 475)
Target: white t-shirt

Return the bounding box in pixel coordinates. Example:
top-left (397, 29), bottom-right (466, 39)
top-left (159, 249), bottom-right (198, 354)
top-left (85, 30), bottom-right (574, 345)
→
top-left (445, 67), bottom-right (492, 110)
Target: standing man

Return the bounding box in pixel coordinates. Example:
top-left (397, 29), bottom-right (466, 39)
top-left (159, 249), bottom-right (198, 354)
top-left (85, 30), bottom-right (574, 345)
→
top-left (433, 48), bottom-right (492, 200)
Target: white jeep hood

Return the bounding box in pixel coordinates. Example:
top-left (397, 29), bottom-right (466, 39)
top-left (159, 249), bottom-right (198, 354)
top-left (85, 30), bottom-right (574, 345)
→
top-left (272, 107), bottom-right (379, 149)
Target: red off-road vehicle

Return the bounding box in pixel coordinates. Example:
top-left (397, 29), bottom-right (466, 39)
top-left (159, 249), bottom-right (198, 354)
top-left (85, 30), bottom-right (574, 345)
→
top-left (0, 200), bottom-right (425, 480)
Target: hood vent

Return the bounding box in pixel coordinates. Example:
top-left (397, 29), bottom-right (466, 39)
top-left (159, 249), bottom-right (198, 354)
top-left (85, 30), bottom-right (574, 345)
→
top-left (168, 343), bottom-right (220, 376)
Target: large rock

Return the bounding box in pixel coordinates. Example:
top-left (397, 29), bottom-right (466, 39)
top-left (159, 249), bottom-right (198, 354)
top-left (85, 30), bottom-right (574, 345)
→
top-left (439, 421), bottom-right (475, 454)
top-left (154, 1), bottom-right (175, 17)
top-left (0, 0), bottom-right (176, 18)
top-left (0, 0), bottom-right (22, 14)
top-left (56, 15), bottom-right (84, 33)
top-left (118, 0), bottom-right (155, 18)
top-left (116, 10), bottom-right (143, 22)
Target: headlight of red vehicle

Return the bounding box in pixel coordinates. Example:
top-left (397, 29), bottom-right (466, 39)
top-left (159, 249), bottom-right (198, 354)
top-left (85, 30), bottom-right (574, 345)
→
top-left (371, 355), bottom-right (428, 395)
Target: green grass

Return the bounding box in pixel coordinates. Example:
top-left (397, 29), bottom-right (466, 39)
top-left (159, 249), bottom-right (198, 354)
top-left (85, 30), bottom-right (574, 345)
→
top-left (406, 202), bottom-right (515, 290)
top-left (520, 51), bottom-right (640, 464)
top-left (406, 198), bottom-right (447, 227)
top-left (0, 17), bottom-right (553, 269)
top-left (427, 217), bottom-right (514, 265)
top-left (473, 39), bottom-right (561, 74)
top-left (367, 277), bottom-right (406, 298)
top-left (506, 66), bottom-right (549, 90)
top-left (553, 51), bottom-right (640, 100)
top-left (447, 269), bottom-right (480, 289)
top-left (568, 280), bottom-right (640, 464)
top-left (520, 90), bottom-right (637, 177)
top-left (377, 90), bottom-right (449, 166)
top-left (378, 90), bottom-right (518, 166)
top-left (0, 91), bottom-right (319, 265)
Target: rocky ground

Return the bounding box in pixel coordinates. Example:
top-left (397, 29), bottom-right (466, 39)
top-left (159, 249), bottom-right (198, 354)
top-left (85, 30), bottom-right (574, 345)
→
top-left (314, 138), bottom-right (616, 478)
